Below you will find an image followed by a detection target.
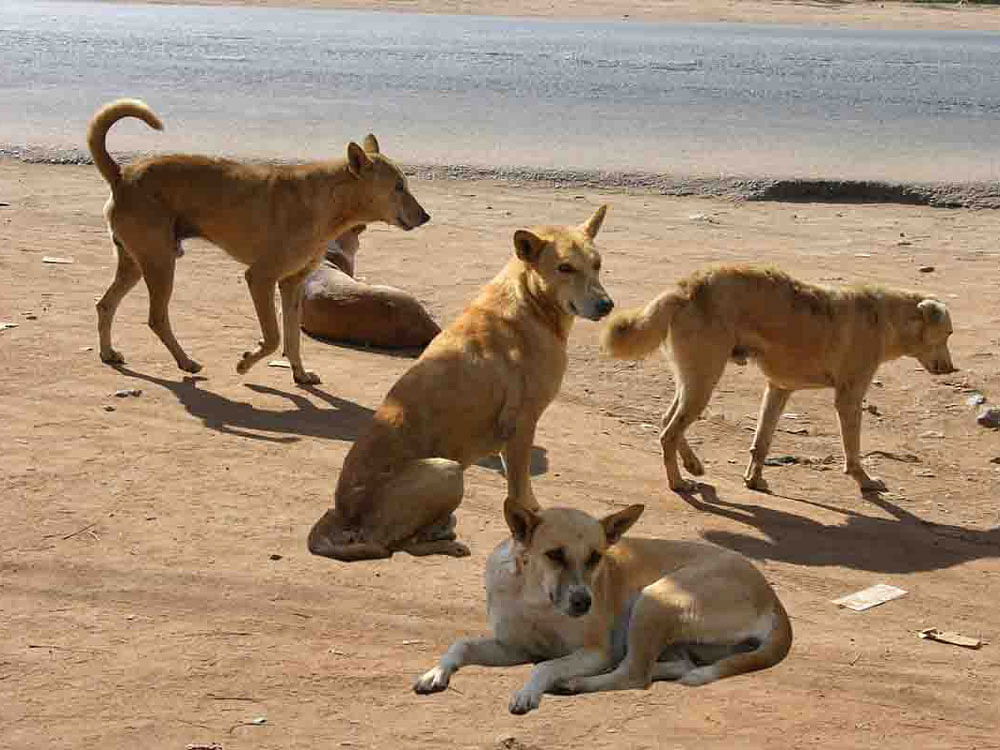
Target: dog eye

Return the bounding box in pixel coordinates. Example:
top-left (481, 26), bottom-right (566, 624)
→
top-left (586, 551), bottom-right (602, 568)
top-left (545, 548), bottom-right (567, 566)
top-left (395, 179), bottom-right (405, 192)
top-left (557, 263), bottom-right (576, 274)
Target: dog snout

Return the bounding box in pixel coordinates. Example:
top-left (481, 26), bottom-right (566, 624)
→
top-left (568, 589), bottom-right (592, 617)
top-left (417, 208), bottom-right (431, 226)
top-left (595, 298), bottom-right (614, 318)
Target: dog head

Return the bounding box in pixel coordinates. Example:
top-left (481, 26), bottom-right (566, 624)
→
top-left (503, 499), bottom-right (644, 618)
top-left (345, 134), bottom-right (430, 231)
top-left (512, 205), bottom-right (614, 321)
top-left (904, 298), bottom-right (956, 375)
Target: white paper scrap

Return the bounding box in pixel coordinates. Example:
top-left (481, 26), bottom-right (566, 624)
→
top-left (832, 584), bottom-right (907, 612)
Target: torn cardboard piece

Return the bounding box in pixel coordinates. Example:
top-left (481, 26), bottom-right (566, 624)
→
top-left (832, 583), bottom-right (907, 611)
top-left (918, 628), bottom-right (985, 649)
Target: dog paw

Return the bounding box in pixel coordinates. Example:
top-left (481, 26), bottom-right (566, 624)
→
top-left (669, 478), bottom-right (699, 493)
top-left (413, 666), bottom-right (451, 694)
top-left (236, 353), bottom-right (253, 374)
top-left (100, 348), bottom-right (126, 365)
top-left (679, 666), bottom-right (718, 687)
top-left (179, 358), bottom-right (202, 374)
top-left (443, 541), bottom-right (471, 558)
top-left (509, 689), bottom-right (541, 715)
top-left (855, 475), bottom-right (887, 493)
top-left (293, 369), bottom-right (321, 385)
top-left (744, 475), bottom-right (769, 493)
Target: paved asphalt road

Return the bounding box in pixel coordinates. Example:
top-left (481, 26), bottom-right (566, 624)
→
top-left (2, 0), bottom-right (1000, 181)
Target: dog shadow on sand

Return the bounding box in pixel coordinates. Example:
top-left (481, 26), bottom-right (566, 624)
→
top-left (677, 483), bottom-right (999, 575)
top-left (113, 366), bottom-right (374, 444)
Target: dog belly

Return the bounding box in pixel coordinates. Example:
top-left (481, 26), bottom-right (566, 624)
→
top-left (757, 357), bottom-right (835, 390)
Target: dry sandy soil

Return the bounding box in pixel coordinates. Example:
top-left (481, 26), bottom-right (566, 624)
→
top-left (2, 160), bottom-right (999, 749)
top-left (108, 0), bottom-right (1000, 31)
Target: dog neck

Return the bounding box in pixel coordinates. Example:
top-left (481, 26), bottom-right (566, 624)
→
top-left (514, 264), bottom-right (573, 342)
top-left (877, 292), bottom-right (925, 362)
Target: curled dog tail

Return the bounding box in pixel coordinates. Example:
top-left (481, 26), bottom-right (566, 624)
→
top-left (600, 289), bottom-right (685, 360)
top-left (87, 98), bottom-right (163, 187)
top-left (700, 599), bottom-right (793, 684)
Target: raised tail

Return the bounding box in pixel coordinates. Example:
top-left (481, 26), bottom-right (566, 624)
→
top-left (86, 98), bottom-right (163, 187)
top-left (600, 289), bottom-right (686, 360)
top-left (705, 599), bottom-right (793, 683)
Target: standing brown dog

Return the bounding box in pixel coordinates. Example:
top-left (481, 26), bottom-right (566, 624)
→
top-left (602, 266), bottom-right (956, 494)
top-left (308, 207), bottom-right (614, 561)
top-left (89, 98), bottom-right (429, 384)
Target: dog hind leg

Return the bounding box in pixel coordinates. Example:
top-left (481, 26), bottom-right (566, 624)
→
top-left (97, 236), bottom-right (143, 365)
top-left (137, 240), bottom-right (202, 373)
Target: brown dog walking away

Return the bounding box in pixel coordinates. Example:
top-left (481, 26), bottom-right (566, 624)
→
top-left (414, 500), bottom-right (791, 714)
top-left (307, 206), bottom-right (614, 562)
top-left (89, 98), bottom-right (430, 384)
top-left (602, 266), bottom-right (956, 494)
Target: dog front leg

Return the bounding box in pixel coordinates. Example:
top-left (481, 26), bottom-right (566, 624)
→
top-left (237, 265), bottom-right (281, 376)
top-left (835, 383), bottom-right (885, 493)
top-left (509, 648), bottom-right (610, 715)
top-left (279, 265), bottom-right (320, 385)
top-left (501, 417), bottom-right (539, 511)
top-left (413, 637), bottom-right (530, 695)
top-left (744, 382), bottom-right (792, 492)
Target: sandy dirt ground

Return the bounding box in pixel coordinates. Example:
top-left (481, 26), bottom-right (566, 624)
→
top-left (2, 160), bottom-right (999, 749)
top-left (103, 0), bottom-right (1000, 31)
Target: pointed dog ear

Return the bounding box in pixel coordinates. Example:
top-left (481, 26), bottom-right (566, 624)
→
top-left (362, 133), bottom-right (380, 154)
top-left (581, 204), bottom-right (608, 239)
top-left (917, 299), bottom-right (947, 325)
top-left (600, 504), bottom-right (644, 546)
top-left (504, 497), bottom-right (541, 545)
top-left (513, 229), bottom-right (547, 264)
top-left (347, 142), bottom-right (372, 177)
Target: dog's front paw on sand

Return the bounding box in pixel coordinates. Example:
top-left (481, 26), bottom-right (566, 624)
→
top-left (293, 369), bottom-right (321, 385)
top-left (413, 666), bottom-right (451, 694)
top-left (179, 358), bottom-right (202, 374)
top-left (235, 351), bottom-right (255, 374)
top-left (744, 475), bottom-right (769, 493)
top-left (100, 348), bottom-right (126, 365)
top-left (859, 476), bottom-right (887, 493)
top-left (669, 478), bottom-right (699, 493)
top-left (509, 689), bottom-right (541, 715)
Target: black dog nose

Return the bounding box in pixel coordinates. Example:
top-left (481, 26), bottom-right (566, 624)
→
top-left (418, 209), bottom-right (431, 226)
top-left (595, 298), bottom-right (614, 316)
top-left (568, 590), bottom-right (592, 616)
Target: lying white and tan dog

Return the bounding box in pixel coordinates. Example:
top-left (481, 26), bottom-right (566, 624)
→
top-left (414, 500), bottom-right (791, 714)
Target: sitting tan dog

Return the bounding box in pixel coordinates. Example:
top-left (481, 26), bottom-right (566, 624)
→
top-left (301, 225), bottom-right (441, 349)
top-left (414, 500), bottom-right (791, 714)
top-left (307, 206), bottom-right (614, 561)
top-left (89, 98), bottom-right (429, 385)
top-left (602, 266), bottom-right (956, 493)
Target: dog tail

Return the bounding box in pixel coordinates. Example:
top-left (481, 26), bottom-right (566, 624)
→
top-left (709, 599), bottom-right (793, 682)
top-left (600, 289), bottom-right (685, 360)
top-left (87, 98), bottom-right (163, 187)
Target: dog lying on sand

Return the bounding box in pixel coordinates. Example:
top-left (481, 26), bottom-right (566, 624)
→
top-left (307, 206), bottom-right (614, 561)
top-left (88, 98), bottom-right (429, 384)
top-left (602, 266), bottom-right (955, 493)
top-left (301, 225), bottom-right (441, 349)
top-left (414, 500), bottom-right (791, 714)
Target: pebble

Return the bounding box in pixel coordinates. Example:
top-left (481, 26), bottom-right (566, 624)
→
top-left (103, 405), bottom-right (115, 412)
top-left (113, 388), bottom-right (142, 398)
top-left (918, 265), bottom-right (934, 272)
top-left (764, 455), bottom-right (799, 466)
top-left (976, 407), bottom-right (1000, 429)
top-left (920, 430), bottom-right (945, 439)
top-left (269, 553), bottom-right (282, 561)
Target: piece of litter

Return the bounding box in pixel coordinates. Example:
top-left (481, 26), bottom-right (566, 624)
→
top-left (113, 388), bottom-right (142, 398)
top-left (865, 450), bottom-right (920, 464)
top-left (854, 252), bottom-right (872, 258)
top-left (269, 553), bottom-right (282, 561)
top-left (103, 405), bottom-right (116, 412)
top-left (918, 264), bottom-right (933, 272)
top-left (914, 469), bottom-right (936, 478)
top-left (764, 455), bottom-right (798, 467)
top-left (79, 345), bottom-right (93, 352)
top-left (251, 717), bottom-right (267, 725)
top-left (42, 256), bottom-right (74, 264)
top-left (919, 430), bottom-right (945, 439)
top-left (782, 427), bottom-right (809, 435)
top-left (918, 628), bottom-right (984, 649)
top-left (966, 393), bottom-right (986, 407)
top-left (267, 360), bottom-right (292, 369)
top-left (0, 322), bottom-right (17, 332)
top-left (186, 744), bottom-right (222, 750)
top-left (832, 583), bottom-right (907, 612)
top-left (401, 639), bottom-right (426, 646)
